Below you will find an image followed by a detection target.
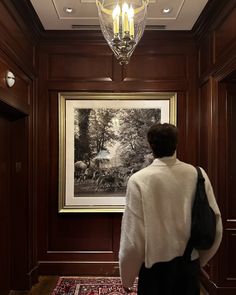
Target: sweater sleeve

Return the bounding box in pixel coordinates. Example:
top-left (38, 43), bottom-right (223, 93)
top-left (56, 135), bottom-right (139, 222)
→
top-left (198, 168), bottom-right (223, 267)
top-left (119, 177), bottom-right (145, 288)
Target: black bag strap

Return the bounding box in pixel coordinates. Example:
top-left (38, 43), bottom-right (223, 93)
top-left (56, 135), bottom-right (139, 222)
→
top-left (196, 166), bottom-right (205, 183)
top-left (183, 166), bottom-right (204, 260)
top-left (183, 239), bottom-right (194, 260)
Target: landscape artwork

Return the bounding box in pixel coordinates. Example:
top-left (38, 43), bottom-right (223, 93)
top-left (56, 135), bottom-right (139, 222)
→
top-left (58, 93), bottom-right (177, 212)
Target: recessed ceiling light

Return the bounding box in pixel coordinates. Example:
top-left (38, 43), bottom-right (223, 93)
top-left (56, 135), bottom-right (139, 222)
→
top-left (65, 7), bottom-right (73, 13)
top-left (162, 7), bottom-right (172, 14)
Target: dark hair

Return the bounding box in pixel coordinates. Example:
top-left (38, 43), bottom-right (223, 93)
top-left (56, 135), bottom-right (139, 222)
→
top-left (147, 123), bottom-right (178, 158)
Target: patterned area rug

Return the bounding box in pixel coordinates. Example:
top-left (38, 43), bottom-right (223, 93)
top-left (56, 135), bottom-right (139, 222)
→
top-left (52, 277), bottom-right (137, 295)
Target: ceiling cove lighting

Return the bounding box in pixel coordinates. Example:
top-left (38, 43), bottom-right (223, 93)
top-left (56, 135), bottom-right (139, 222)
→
top-left (96, 0), bottom-right (149, 65)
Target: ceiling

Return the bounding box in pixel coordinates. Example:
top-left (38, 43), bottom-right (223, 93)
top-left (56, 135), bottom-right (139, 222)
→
top-left (30, 0), bottom-right (208, 31)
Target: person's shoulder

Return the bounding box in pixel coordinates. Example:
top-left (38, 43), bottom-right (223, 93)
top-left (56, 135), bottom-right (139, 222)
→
top-left (176, 160), bottom-right (199, 177)
top-left (179, 161), bottom-right (206, 174)
top-left (178, 161), bottom-right (212, 181)
top-left (129, 165), bottom-right (152, 182)
top-left (177, 160), bottom-right (196, 170)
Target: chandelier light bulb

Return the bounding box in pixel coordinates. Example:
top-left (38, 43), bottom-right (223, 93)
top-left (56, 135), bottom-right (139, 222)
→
top-left (122, 3), bottom-right (129, 35)
top-left (112, 4), bottom-right (120, 34)
top-left (128, 6), bottom-right (134, 37)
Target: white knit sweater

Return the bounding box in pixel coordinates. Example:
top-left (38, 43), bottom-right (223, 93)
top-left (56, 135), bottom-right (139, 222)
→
top-left (119, 156), bottom-right (223, 288)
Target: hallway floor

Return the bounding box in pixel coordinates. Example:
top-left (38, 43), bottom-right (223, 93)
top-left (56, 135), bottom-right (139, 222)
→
top-left (15, 276), bottom-right (205, 294)
top-left (28, 276), bottom-right (58, 295)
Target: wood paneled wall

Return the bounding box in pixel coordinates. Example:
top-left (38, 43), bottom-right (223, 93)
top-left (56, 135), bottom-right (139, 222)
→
top-left (2, 0), bottom-right (236, 293)
top-left (0, 1), bottom-right (37, 293)
top-left (36, 31), bottom-right (198, 275)
top-left (196, 0), bottom-right (236, 293)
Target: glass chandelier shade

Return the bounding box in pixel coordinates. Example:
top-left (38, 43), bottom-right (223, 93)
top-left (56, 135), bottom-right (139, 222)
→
top-left (96, 0), bottom-right (149, 65)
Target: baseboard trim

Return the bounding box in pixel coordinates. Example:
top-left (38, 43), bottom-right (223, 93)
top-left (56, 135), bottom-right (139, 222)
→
top-left (9, 265), bottom-right (39, 294)
top-left (38, 261), bottom-right (120, 276)
top-left (213, 286), bottom-right (236, 295)
top-left (28, 264), bottom-right (39, 288)
top-left (9, 291), bottom-right (28, 295)
top-left (200, 284), bottom-right (210, 295)
top-left (200, 272), bottom-right (236, 295)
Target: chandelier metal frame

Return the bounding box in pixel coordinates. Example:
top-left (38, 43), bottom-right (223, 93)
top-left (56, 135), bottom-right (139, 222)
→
top-left (96, 0), bottom-right (149, 65)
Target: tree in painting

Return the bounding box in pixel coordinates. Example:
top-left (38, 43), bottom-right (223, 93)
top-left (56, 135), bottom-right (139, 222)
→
top-left (74, 108), bottom-right (91, 162)
top-left (88, 109), bottom-right (118, 162)
top-left (74, 107), bottom-right (161, 196)
top-left (117, 108), bottom-right (161, 169)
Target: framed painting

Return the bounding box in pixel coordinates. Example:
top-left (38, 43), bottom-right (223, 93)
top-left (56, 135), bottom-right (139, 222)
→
top-left (58, 92), bottom-right (177, 213)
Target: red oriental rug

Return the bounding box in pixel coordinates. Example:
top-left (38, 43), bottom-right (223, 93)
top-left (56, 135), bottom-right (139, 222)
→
top-left (52, 277), bottom-right (137, 295)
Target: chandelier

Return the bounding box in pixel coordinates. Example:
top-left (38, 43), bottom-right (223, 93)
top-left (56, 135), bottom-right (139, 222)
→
top-left (96, 0), bottom-right (149, 65)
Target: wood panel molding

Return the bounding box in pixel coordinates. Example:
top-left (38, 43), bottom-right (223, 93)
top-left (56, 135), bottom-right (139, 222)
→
top-left (48, 53), bottom-right (113, 82)
top-left (193, 0), bottom-right (236, 42)
top-left (198, 34), bottom-right (213, 78)
top-left (198, 81), bottom-right (212, 173)
top-left (214, 8), bottom-right (236, 60)
top-left (10, 0), bottom-right (44, 40)
top-left (123, 54), bottom-right (187, 82)
top-left (225, 230), bottom-right (236, 281)
top-left (38, 261), bottom-right (120, 276)
top-left (0, 1), bottom-right (37, 77)
top-left (195, 0), bottom-right (236, 83)
top-left (201, 273), bottom-right (236, 295)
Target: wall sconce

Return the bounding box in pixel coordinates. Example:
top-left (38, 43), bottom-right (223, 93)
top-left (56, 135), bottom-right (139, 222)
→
top-left (6, 70), bottom-right (15, 87)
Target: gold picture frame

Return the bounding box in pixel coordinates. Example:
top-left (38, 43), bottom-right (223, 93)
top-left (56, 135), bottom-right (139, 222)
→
top-left (58, 92), bottom-right (177, 213)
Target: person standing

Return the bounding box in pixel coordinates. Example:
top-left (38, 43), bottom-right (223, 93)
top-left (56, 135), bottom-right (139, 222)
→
top-left (119, 123), bottom-right (222, 295)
